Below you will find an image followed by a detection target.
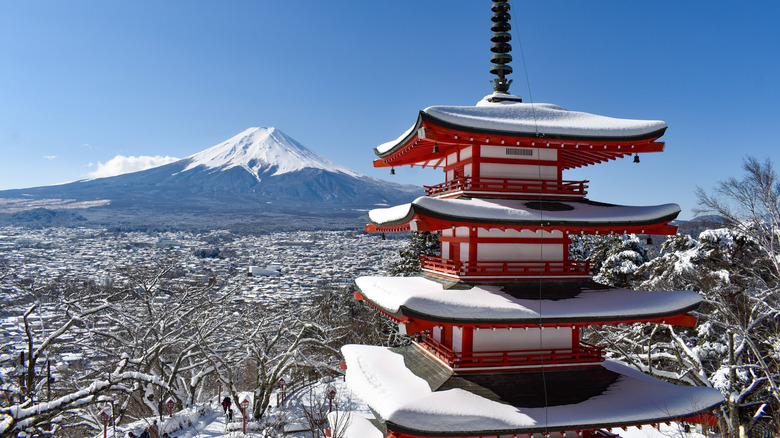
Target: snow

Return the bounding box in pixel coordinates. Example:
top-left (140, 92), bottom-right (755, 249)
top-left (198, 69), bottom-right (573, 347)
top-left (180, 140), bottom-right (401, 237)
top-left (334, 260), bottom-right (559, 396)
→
top-left (184, 127), bottom-right (361, 178)
top-left (340, 344), bottom-right (430, 420)
top-left (367, 202), bottom-right (414, 224)
top-left (376, 95), bottom-right (667, 154)
top-left (367, 196), bottom-right (680, 227)
top-left (376, 123), bottom-right (419, 156)
top-left (328, 411), bottom-right (384, 438)
top-left (615, 423), bottom-right (708, 438)
top-left (342, 344), bottom-right (723, 435)
top-left (355, 276), bottom-right (702, 322)
top-left (393, 388), bottom-right (536, 431)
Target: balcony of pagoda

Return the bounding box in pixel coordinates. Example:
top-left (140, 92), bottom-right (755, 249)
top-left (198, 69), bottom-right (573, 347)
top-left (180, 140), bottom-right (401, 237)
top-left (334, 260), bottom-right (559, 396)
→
top-left (420, 255), bottom-right (592, 281)
top-left (424, 177), bottom-right (589, 199)
top-left (417, 333), bottom-right (605, 371)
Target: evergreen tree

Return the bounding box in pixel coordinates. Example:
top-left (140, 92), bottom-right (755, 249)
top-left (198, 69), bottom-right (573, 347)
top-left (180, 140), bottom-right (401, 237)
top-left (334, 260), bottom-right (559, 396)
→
top-left (593, 235), bottom-right (650, 287)
top-left (588, 157), bottom-right (780, 436)
top-left (387, 231), bottom-right (440, 276)
top-left (570, 234), bottom-right (649, 287)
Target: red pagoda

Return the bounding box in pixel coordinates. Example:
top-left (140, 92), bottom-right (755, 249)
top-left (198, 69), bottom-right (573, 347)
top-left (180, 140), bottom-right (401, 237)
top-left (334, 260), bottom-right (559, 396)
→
top-left (338, 3), bottom-right (723, 437)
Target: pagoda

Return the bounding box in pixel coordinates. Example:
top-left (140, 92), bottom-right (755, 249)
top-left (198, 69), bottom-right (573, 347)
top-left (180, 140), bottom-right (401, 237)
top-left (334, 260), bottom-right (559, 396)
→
top-left (337, 2), bottom-right (723, 437)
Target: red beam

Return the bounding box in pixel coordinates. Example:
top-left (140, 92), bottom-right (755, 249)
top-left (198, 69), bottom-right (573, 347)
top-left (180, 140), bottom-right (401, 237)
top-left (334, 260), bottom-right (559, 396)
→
top-left (366, 213), bottom-right (679, 236)
top-left (375, 121), bottom-right (666, 169)
top-left (683, 412), bottom-right (719, 427)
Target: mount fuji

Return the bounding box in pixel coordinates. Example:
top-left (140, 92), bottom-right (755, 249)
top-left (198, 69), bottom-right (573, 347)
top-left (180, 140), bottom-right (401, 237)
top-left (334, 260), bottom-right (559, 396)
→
top-left (0, 128), bottom-right (422, 228)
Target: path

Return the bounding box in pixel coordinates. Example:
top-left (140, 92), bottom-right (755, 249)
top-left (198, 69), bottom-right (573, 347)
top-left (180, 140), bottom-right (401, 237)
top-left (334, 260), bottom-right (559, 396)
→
top-left (156, 398), bottom-right (260, 438)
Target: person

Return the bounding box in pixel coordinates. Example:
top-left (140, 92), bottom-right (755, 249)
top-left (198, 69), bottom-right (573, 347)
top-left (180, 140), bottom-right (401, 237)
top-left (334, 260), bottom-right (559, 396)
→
top-left (139, 429), bottom-right (150, 438)
top-left (127, 433), bottom-right (137, 438)
top-left (221, 396), bottom-right (231, 414)
top-left (148, 420), bottom-right (159, 438)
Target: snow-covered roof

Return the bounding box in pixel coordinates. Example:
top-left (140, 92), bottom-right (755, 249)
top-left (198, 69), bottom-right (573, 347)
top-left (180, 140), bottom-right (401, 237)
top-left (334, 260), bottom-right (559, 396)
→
top-left (342, 344), bottom-right (723, 435)
top-left (355, 276), bottom-right (701, 324)
top-left (328, 411), bottom-right (385, 438)
top-left (376, 95), bottom-right (667, 155)
top-left (367, 197), bottom-right (680, 229)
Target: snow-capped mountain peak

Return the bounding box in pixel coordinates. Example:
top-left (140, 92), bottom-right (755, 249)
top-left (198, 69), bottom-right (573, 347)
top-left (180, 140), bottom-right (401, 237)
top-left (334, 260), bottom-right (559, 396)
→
top-left (183, 127), bottom-right (361, 177)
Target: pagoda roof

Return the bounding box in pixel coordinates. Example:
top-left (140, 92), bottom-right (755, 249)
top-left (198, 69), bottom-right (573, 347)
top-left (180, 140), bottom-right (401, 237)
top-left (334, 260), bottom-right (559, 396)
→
top-left (342, 344), bottom-right (723, 436)
top-left (355, 276), bottom-right (701, 325)
top-left (374, 94), bottom-right (667, 170)
top-left (365, 196), bottom-right (680, 234)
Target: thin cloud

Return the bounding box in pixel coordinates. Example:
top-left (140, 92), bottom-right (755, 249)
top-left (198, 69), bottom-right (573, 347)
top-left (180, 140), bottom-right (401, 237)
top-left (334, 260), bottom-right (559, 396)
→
top-left (43, 155), bottom-right (57, 160)
top-left (89, 155), bottom-right (180, 178)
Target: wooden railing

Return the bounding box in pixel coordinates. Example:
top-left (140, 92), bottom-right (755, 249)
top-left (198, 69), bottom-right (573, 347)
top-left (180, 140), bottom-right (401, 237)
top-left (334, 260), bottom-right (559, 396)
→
top-left (424, 177), bottom-right (588, 197)
top-left (417, 333), bottom-right (604, 370)
top-left (420, 256), bottom-right (591, 278)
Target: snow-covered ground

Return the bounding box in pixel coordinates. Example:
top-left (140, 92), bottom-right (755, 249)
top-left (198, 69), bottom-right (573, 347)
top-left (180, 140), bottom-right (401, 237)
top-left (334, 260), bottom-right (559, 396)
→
top-left (100, 380), bottom-right (710, 438)
top-left (1, 226), bottom-right (404, 436)
top-left (95, 378), bottom-right (372, 438)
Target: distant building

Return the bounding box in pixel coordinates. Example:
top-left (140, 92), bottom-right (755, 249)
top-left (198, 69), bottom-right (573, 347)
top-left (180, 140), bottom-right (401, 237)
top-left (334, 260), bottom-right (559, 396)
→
top-left (155, 239), bottom-right (178, 248)
top-left (248, 265), bottom-right (281, 277)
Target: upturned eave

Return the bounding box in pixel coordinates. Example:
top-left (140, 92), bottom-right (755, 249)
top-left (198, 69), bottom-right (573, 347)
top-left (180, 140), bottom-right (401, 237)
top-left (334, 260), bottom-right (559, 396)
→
top-left (373, 111), bottom-right (667, 170)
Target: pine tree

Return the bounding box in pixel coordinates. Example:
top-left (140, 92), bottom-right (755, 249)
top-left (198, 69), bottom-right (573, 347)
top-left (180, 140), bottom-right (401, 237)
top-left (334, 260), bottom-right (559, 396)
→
top-left (387, 231), bottom-right (440, 276)
top-left (570, 234), bottom-right (649, 287)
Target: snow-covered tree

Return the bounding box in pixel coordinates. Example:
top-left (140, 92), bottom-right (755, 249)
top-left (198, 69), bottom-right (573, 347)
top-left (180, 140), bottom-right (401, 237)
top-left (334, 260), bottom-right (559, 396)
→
top-left (692, 156), bottom-right (780, 435)
top-left (84, 259), bottom-right (237, 423)
top-left (696, 156), bottom-right (780, 286)
top-left (194, 299), bottom-right (337, 422)
top-left (574, 157), bottom-right (780, 436)
top-left (0, 277), bottom-right (167, 437)
top-left (0, 258), bottom-right (240, 436)
top-left (307, 285), bottom-right (400, 348)
top-left (633, 227), bottom-right (777, 435)
top-left (1, 250), bottom-right (389, 436)
top-left (570, 234), bottom-right (649, 287)
top-left (387, 231), bottom-right (440, 276)
top-left (590, 157), bottom-right (780, 436)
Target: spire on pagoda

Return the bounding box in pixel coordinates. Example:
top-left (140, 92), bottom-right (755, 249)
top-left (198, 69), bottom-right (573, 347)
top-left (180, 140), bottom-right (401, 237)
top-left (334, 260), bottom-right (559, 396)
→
top-left (489, 1), bottom-right (513, 95)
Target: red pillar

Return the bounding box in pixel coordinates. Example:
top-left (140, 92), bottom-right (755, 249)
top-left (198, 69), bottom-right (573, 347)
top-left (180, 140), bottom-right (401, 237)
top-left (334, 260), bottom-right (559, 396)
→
top-left (462, 326), bottom-right (474, 353)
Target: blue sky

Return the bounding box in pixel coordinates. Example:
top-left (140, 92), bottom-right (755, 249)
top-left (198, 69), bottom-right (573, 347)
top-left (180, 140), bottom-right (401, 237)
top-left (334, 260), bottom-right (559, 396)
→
top-left (1, 1), bottom-right (779, 219)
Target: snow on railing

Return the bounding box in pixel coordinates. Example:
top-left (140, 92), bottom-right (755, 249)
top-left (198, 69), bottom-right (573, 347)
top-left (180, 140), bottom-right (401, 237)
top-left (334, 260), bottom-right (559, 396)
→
top-left (420, 256), bottom-right (592, 278)
top-left (417, 333), bottom-right (604, 370)
top-left (424, 178), bottom-right (588, 197)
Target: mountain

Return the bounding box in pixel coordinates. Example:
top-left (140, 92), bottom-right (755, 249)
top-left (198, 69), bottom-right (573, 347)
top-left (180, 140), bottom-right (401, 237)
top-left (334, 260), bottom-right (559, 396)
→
top-left (184, 127), bottom-right (363, 178)
top-left (675, 215), bottom-right (729, 237)
top-left (0, 128), bottom-right (422, 228)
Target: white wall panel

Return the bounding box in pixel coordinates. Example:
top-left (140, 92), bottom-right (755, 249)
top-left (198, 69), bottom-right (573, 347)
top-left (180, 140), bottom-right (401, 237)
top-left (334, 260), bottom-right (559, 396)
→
top-left (454, 227), bottom-right (470, 237)
top-left (479, 145), bottom-right (557, 161)
top-left (473, 327), bottom-right (572, 351)
top-left (460, 243), bottom-right (469, 261)
top-left (452, 326), bottom-right (463, 353)
top-left (480, 163), bottom-right (557, 180)
top-left (433, 326), bottom-right (442, 343)
top-left (477, 243), bottom-right (564, 261)
top-left (477, 229), bottom-right (563, 238)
